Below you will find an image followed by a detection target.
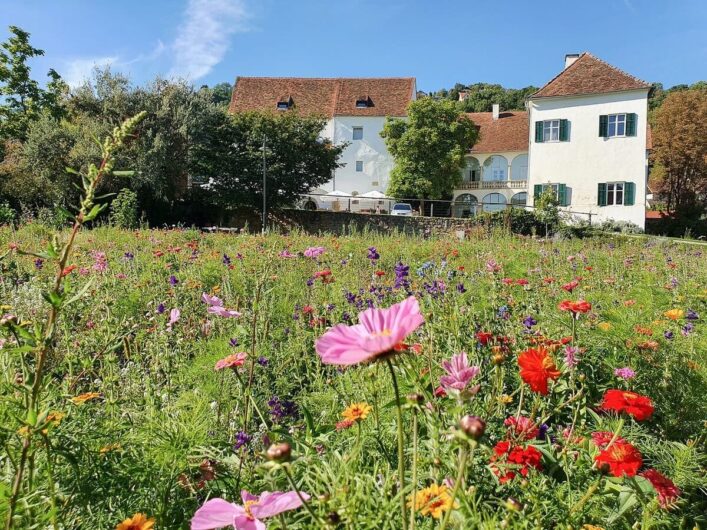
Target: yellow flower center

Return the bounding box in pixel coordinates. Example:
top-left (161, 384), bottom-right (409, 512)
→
top-left (370, 329), bottom-right (392, 338)
top-left (244, 500), bottom-right (259, 520)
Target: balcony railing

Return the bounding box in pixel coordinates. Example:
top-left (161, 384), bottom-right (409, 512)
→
top-left (458, 180), bottom-right (527, 190)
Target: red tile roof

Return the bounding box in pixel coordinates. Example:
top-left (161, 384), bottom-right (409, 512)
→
top-left (229, 77), bottom-right (415, 117)
top-left (466, 111), bottom-right (529, 153)
top-left (531, 53), bottom-right (651, 98)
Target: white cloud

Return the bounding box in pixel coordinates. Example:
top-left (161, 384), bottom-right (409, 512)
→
top-left (60, 41), bottom-right (167, 88)
top-left (62, 56), bottom-right (118, 88)
top-left (169, 0), bottom-right (249, 81)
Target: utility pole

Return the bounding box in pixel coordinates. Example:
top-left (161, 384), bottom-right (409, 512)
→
top-left (262, 136), bottom-right (267, 233)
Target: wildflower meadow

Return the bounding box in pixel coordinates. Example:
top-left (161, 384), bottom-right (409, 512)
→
top-left (0, 122), bottom-right (705, 530)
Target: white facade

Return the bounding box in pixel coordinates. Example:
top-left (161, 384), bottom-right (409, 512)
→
top-left (527, 89), bottom-right (649, 228)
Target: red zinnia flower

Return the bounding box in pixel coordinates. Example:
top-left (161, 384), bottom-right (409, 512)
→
top-left (640, 469), bottom-right (681, 509)
top-left (600, 389), bottom-right (654, 421)
top-left (517, 347), bottom-right (561, 395)
top-left (562, 280), bottom-right (579, 292)
top-left (491, 441), bottom-right (543, 483)
top-left (507, 445), bottom-right (542, 476)
top-left (558, 300), bottom-right (592, 316)
top-left (591, 431), bottom-right (626, 448)
top-left (504, 416), bottom-right (539, 441)
top-left (595, 441), bottom-right (642, 477)
top-left (475, 331), bottom-right (494, 346)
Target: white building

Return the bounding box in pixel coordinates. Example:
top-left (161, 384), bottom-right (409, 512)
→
top-left (453, 53), bottom-right (652, 229)
top-left (229, 77), bottom-right (416, 211)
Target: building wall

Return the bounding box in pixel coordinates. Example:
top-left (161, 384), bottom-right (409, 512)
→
top-left (527, 90), bottom-right (649, 228)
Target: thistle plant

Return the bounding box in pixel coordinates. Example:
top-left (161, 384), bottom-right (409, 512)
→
top-left (2, 112), bottom-right (146, 529)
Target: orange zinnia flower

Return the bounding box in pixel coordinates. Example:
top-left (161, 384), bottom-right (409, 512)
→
top-left (341, 402), bottom-right (372, 423)
top-left (558, 299), bottom-right (592, 316)
top-left (70, 392), bottom-right (102, 405)
top-left (595, 441), bottom-right (642, 477)
top-left (517, 347), bottom-right (561, 395)
top-left (115, 513), bottom-right (155, 530)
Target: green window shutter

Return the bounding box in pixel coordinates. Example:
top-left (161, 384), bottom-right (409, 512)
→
top-left (559, 119), bottom-right (569, 141)
top-left (557, 183), bottom-right (568, 206)
top-left (626, 113), bottom-right (637, 136)
top-left (597, 183), bottom-right (607, 206)
top-left (624, 182), bottom-right (635, 205)
top-left (599, 115), bottom-right (608, 137)
top-left (535, 121), bottom-right (544, 143)
top-left (533, 184), bottom-right (542, 202)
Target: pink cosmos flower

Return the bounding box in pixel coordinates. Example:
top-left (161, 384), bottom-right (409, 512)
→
top-left (191, 490), bottom-right (309, 530)
top-left (303, 246), bottom-right (325, 258)
top-left (315, 296), bottom-right (424, 365)
top-left (279, 250), bottom-right (297, 258)
top-left (439, 352), bottom-right (480, 394)
top-left (167, 308), bottom-right (180, 331)
top-left (202, 292), bottom-right (242, 318)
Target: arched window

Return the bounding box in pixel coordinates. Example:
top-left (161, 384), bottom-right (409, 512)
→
top-left (482, 155), bottom-right (508, 181)
top-left (482, 193), bottom-right (507, 213)
top-left (511, 154), bottom-right (528, 181)
top-left (453, 194), bottom-right (478, 217)
top-left (511, 192), bottom-right (528, 207)
top-left (463, 157), bottom-right (481, 182)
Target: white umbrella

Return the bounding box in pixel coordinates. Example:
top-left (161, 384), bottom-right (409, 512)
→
top-left (320, 190), bottom-right (352, 202)
top-left (358, 190), bottom-right (392, 200)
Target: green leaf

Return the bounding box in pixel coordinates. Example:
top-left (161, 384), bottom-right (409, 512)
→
top-left (112, 170), bottom-right (135, 177)
top-left (65, 278), bottom-right (94, 307)
top-left (301, 404), bottom-right (316, 438)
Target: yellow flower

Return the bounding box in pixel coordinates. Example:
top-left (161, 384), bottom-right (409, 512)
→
top-left (100, 443), bottom-right (123, 454)
top-left (664, 309), bottom-right (684, 320)
top-left (341, 402), bottom-right (372, 423)
top-left (498, 394), bottom-right (513, 405)
top-left (583, 526), bottom-right (605, 530)
top-left (407, 483), bottom-right (456, 519)
top-left (70, 392), bottom-right (102, 405)
top-left (597, 322), bottom-right (612, 331)
top-left (115, 513), bottom-right (155, 530)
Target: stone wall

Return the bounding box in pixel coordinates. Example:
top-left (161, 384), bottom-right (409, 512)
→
top-left (217, 208), bottom-right (480, 237)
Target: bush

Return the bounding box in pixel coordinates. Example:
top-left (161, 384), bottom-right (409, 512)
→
top-left (35, 206), bottom-right (71, 229)
top-left (599, 219), bottom-right (644, 234)
top-left (109, 188), bottom-right (139, 229)
top-left (0, 201), bottom-right (16, 226)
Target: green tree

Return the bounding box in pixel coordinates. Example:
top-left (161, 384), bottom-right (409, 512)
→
top-left (192, 110), bottom-right (344, 211)
top-left (381, 98), bottom-right (478, 205)
top-left (0, 25), bottom-right (67, 141)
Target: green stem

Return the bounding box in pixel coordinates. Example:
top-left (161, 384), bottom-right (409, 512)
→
top-left (386, 358), bottom-right (408, 530)
top-left (439, 444), bottom-right (472, 530)
top-left (409, 410), bottom-right (418, 530)
top-left (569, 477), bottom-right (602, 516)
top-left (283, 466), bottom-right (321, 525)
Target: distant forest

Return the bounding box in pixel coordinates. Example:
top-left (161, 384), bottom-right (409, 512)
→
top-left (425, 81), bottom-right (707, 114)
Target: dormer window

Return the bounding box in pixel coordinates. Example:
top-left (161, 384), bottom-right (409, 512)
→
top-left (355, 96), bottom-right (372, 108)
top-left (276, 96), bottom-right (293, 111)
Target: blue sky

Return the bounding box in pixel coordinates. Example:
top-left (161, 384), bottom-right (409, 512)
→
top-left (1, 0), bottom-right (705, 92)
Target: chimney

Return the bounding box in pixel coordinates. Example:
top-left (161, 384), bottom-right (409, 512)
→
top-left (492, 103), bottom-right (500, 120)
top-left (564, 53), bottom-right (580, 69)
top-left (458, 90), bottom-right (468, 102)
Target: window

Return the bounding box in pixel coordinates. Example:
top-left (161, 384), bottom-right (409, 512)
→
top-left (511, 192), bottom-right (528, 206)
top-left (544, 120), bottom-right (560, 142)
top-left (599, 113), bottom-right (637, 137)
top-left (352, 127), bottom-right (363, 140)
top-left (510, 154), bottom-right (528, 181)
top-left (598, 182), bottom-right (635, 206)
top-left (482, 155), bottom-right (507, 181)
top-left (355, 97), bottom-right (371, 108)
top-left (535, 119), bottom-right (569, 142)
top-left (454, 194), bottom-right (478, 217)
top-left (608, 114), bottom-right (626, 137)
top-left (276, 102), bottom-right (289, 110)
top-left (355, 161), bottom-right (363, 172)
top-left (482, 193), bottom-right (507, 213)
top-left (464, 157), bottom-right (481, 182)
top-left (533, 183), bottom-right (569, 206)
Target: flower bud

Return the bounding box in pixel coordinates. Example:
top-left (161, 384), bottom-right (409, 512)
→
top-left (505, 497), bottom-right (523, 511)
top-left (492, 353), bottom-right (505, 365)
top-left (0, 314), bottom-right (18, 327)
top-left (406, 392), bottom-right (424, 406)
top-left (266, 442), bottom-right (291, 463)
top-left (459, 415), bottom-right (486, 440)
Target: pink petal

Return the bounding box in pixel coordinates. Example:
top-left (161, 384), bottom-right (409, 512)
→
top-left (315, 324), bottom-right (376, 365)
top-left (233, 516), bottom-right (265, 530)
top-left (191, 498), bottom-right (241, 530)
top-left (240, 490), bottom-right (258, 504)
top-left (250, 491), bottom-right (309, 519)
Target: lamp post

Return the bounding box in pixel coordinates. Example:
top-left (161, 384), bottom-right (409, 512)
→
top-left (261, 136), bottom-right (267, 233)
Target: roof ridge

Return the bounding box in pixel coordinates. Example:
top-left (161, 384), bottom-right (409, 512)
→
top-left (234, 76), bottom-right (416, 81)
top-left (529, 52), bottom-right (589, 98)
top-left (581, 52), bottom-right (651, 88)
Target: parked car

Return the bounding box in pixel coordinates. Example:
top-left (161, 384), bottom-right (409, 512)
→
top-left (390, 203), bottom-right (413, 216)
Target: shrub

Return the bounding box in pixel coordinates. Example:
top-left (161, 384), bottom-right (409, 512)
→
top-left (599, 219), bottom-right (644, 234)
top-left (0, 201), bottom-right (16, 226)
top-left (109, 188), bottom-right (139, 229)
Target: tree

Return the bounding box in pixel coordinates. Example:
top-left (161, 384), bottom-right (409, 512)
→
top-left (193, 110), bottom-right (344, 211)
top-left (0, 25), bottom-right (67, 141)
top-left (381, 98), bottom-right (478, 205)
top-left (651, 88), bottom-right (707, 218)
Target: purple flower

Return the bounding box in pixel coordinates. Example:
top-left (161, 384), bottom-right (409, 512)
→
top-left (233, 431), bottom-right (252, 450)
top-left (156, 303), bottom-right (166, 314)
top-left (682, 323), bottom-right (694, 336)
top-left (268, 396), bottom-right (298, 423)
top-left (367, 247), bottom-right (380, 261)
top-left (614, 367), bottom-right (636, 380)
top-left (169, 275), bottom-right (179, 286)
top-left (394, 262), bottom-right (410, 290)
top-left (34, 258), bottom-right (43, 270)
top-left (303, 246), bottom-right (325, 259)
top-left (92, 251), bottom-right (108, 272)
top-left (523, 316), bottom-right (537, 328)
top-left (686, 309), bottom-right (699, 321)
top-left (664, 330), bottom-right (674, 340)
top-left (497, 305), bottom-right (510, 320)
top-left (257, 356), bottom-right (269, 367)
top-left (229, 338), bottom-right (239, 347)
top-left (456, 283), bottom-right (466, 294)
top-left (223, 254), bottom-right (231, 266)
top-left (440, 352), bottom-right (480, 395)
top-left (123, 252), bottom-right (134, 260)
